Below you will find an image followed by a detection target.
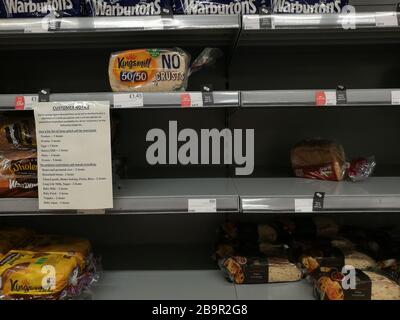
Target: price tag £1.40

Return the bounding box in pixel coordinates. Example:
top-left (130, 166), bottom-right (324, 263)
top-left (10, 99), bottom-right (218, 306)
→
top-left (113, 93), bottom-right (144, 108)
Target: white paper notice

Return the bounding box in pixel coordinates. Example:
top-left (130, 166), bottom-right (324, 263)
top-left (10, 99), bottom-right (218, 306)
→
top-left (188, 199), bottom-right (217, 213)
top-left (294, 199), bottom-right (313, 213)
top-left (325, 92), bottom-right (337, 106)
top-left (33, 101), bottom-right (113, 210)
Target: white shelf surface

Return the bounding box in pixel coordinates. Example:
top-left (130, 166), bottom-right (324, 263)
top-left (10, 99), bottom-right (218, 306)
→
top-left (92, 270), bottom-right (314, 300)
top-left (93, 270), bottom-right (237, 300)
top-left (235, 280), bottom-right (314, 300)
top-left (236, 177), bottom-right (400, 212)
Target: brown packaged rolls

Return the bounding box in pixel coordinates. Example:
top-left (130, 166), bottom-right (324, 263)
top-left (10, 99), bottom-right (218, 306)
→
top-left (0, 117), bottom-right (36, 150)
top-left (291, 139), bottom-right (346, 181)
top-left (0, 150), bottom-right (37, 178)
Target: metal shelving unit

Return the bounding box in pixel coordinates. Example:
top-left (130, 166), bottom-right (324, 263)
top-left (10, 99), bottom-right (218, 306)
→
top-left (236, 177), bottom-right (400, 213)
top-left (0, 91), bottom-right (240, 110)
top-left (240, 12), bottom-right (400, 46)
top-left (241, 89), bottom-right (400, 107)
top-left (3, 177), bottom-right (400, 214)
top-left (0, 15), bottom-right (241, 48)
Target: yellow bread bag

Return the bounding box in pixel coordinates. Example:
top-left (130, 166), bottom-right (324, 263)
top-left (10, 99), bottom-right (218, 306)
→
top-left (0, 250), bottom-right (80, 299)
top-left (22, 235), bottom-right (91, 271)
top-left (109, 48), bottom-right (190, 92)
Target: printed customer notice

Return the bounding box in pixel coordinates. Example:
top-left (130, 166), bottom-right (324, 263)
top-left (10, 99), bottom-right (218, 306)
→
top-left (33, 101), bottom-right (113, 210)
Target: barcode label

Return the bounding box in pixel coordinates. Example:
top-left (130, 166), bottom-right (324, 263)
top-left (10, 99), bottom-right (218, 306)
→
top-left (188, 199), bottom-right (217, 213)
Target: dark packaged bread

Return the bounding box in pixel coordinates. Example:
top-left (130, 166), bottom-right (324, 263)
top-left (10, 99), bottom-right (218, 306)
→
top-left (291, 139), bottom-right (346, 181)
top-left (219, 255), bottom-right (302, 284)
top-left (0, 150), bottom-right (37, 178)
top-left (315, 269), bottom-right (400, 300)
top-left (0, 117), bottom-right (36, 150)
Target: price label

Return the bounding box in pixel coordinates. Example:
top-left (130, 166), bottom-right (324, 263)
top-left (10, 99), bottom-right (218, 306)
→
top-left (188, 199), bottom-right (217, 213)
top-left (315, 91), bottom-right (337, 106)
top-left (181, 93), bottom-right (203, 108)
top-left (113, 93), bottom-right (144, 108)
top-left (15, 95), bottom-right (39, 110)
top-left (243, 16), bottom-right (260, 30)
top-left (391, 90), bottom-right (400, 105)
top-left (294, 199), bottom-right (313, 213)
top-left (375, 13), bottom-right (399, 27)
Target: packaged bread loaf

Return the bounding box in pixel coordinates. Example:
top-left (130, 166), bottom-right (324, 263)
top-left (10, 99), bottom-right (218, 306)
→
top-left (109, 48), bottom-right (190, 92)
top-left (0, 150), bottom-right (37, 178)
top-left (291, 139), bottom-right (346, 181)
top-left (0, 250), bottom-right (80, 300)
top-left (0, 117), bottom-right (36, 150)
top-left (315, 269), bottom-right (400, 300)
top-left (22, 235), bottom-right (91, 271)
top-left (219, 255), bottom-right (302, 284)
top-left (0, 150), bottom-right (37, 198)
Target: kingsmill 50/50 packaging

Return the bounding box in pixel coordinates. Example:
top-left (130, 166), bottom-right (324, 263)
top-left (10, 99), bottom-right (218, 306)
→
top-left (108, 47), bottom-right (222, 92)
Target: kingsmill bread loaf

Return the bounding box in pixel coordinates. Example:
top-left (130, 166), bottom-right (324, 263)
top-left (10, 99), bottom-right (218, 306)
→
top-left (109, 48), bottom-right (190, 92)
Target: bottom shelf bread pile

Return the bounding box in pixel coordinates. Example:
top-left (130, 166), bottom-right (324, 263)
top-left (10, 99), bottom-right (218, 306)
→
top-left (215, 217), bottom-right (400, 300)
top-left (0, 228), bottom-right (98, 300)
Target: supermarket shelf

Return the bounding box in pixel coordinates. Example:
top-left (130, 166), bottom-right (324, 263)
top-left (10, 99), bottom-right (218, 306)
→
top-left (93, 270), bottom-right (237, 300)
top-left (92, 270), bottom-right (314, 300)
top-left (0, 15), bottom-right (240, 49)
top-left (235, 280), bottom-right (314, 300)
top-left (0, 91), bottom-right (240, 110)
top-left (240, 12), bottom-right (400, 46)
top-left (0, 178), bottom-right (239, 215)
top-left (236, 177), bottom-right (400, 213)
top-left (241, 89), bottom-right (400, 107)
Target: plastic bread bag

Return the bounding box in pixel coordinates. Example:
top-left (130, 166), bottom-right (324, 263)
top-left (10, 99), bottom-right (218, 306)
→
top-left (291, 138), bottom-right (376, 182)
top-left (314, 268), bottom-right (400, 300)
top-left (291, 139), bottom-right (347, 181)
top-left (0, 0), bottom-right (83, 18)
top-left (266, 0), bottom-right (348, 14)
top-left (347, 156), bottom-right (376, 182)
top-left (219, 255), bottom-right (302, 284)
top-left (172, 0), bottom-right (261, 14)
top-left (85, 0), bottom-right (170, 16)
top-left (0, 250), bottom-right (80, 300)
top-left (0, 150), bottom-right (37, 178)
top-left (22, 235), bottom-right (92, 272)
top-left (0, 116), bottom-right (36, 150)
top-left (108, 47), bottom-right (222, 92)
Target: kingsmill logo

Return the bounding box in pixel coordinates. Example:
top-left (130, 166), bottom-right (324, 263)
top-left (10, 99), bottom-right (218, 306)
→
top-left (145, 121), bottom-right (254, 176)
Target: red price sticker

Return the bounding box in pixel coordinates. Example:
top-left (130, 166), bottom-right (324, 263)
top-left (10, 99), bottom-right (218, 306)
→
top-left (180, 93), bottom-right (191, 108)
top-left (315, 91), bottom-right (327, 107)
top-left (15, 96), bottom-right (25, 110)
